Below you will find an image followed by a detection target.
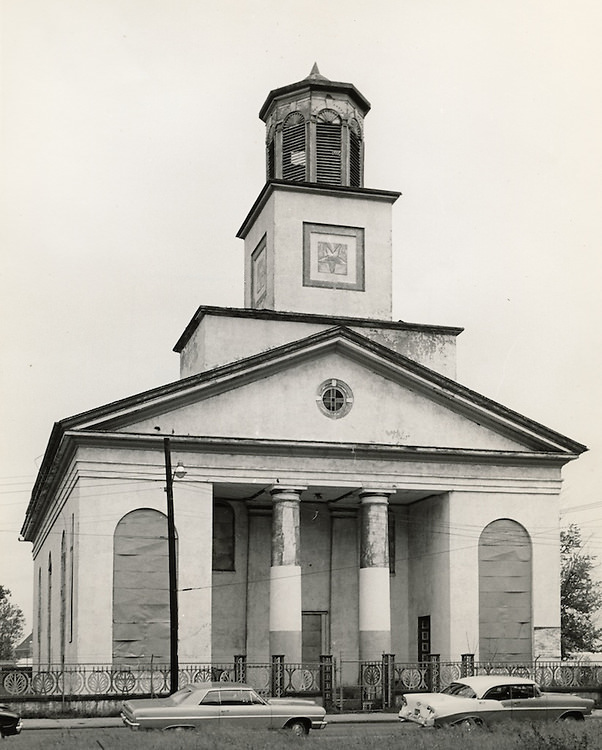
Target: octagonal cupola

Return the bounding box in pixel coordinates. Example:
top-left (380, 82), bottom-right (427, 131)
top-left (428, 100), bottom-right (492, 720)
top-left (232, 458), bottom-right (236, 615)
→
top-left (260, 64), bottom-right (371, 187)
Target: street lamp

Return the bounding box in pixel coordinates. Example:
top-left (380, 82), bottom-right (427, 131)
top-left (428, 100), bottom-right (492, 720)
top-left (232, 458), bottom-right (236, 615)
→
top-left (163, 437), bottom-right (186, 694)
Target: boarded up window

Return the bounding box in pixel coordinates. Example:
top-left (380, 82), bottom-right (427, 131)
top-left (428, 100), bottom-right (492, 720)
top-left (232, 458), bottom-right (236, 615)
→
top-left (213, 502), bottom-right (235, 571)
top-left (112, 509), bottom-right (170, 665)
top-left (479, 519), bottom-right (532, 662)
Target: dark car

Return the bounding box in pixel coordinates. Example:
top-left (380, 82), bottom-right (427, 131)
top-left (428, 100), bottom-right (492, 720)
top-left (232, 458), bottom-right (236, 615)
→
top-left (121, 682), bottom-right (327, 735)
top-left (0, 704), bottom-right (22, 738)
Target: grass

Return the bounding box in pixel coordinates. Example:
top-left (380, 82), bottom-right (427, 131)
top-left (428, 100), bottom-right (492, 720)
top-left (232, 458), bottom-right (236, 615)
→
top-left (7, 723), bottom-right (602, 750)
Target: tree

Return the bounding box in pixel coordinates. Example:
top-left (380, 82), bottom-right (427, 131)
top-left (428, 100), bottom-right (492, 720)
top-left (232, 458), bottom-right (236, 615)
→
top-left (561, 524), bottom-right (602, 657)
top-left (0, 586), bottom-right (25, 661)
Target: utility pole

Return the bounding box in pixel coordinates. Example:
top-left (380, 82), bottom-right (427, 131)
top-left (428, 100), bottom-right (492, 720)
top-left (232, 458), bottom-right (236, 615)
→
top-left (164, 437), bottom-right (179, 694)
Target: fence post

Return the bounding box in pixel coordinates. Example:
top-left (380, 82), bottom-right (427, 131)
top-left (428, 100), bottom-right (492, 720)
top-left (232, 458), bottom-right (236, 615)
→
top-left (461, 653), bottom-right (475, 678)
top-left (234, 654), bottom-right (247, 684)
top-left (319, 655), bottom-right (334, 708)
top-left (428, 654), bottom-right (440, 692)
top-left (381, 653), bottom-right (395, 709)
top-left (271, 655), bottom-right (284, 698)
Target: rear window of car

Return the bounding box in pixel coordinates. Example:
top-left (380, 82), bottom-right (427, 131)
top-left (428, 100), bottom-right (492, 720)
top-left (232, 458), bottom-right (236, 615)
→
top-left (441, 683), bottom-right (476, 698)
top-left (510, 684), bottom-right (537, 699)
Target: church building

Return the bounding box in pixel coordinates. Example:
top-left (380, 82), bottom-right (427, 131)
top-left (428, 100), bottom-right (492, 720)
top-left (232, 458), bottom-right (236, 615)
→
top-left (21, 66), bottom-right (585, 673)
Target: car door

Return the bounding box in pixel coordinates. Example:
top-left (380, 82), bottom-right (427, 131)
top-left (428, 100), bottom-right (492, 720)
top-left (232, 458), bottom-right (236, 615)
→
top-left (480, 683), bottom-right (513, 723)
top-left (218, 688), bottom-right (270, 729)
top-left (507, 684), bottom-right (547, 721)
top-left (186, 689), bottom-right (222, 728)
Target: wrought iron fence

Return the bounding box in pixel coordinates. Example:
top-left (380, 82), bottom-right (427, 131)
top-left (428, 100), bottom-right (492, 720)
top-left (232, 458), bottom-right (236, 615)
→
top-left (0, 660), bottom-right (323, 701)
top-left (2, 657), bottom-right (601, 706)
top-left (335, 656), bottom-right (602, 712)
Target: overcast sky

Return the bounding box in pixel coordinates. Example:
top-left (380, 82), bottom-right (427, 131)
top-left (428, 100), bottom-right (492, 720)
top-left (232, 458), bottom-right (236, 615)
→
top-left (2, 0), bottom-right (601, 632)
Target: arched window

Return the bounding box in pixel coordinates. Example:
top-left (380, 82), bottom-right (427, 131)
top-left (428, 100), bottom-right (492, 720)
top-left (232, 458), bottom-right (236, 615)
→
top-left (112, 509), bottom-right (171, 665)
top-left (282, 112), bottom-right (306, 181)
top-left (316, 109), bottom-right (342, 184)
top-left (348, 118), bottom-right (362, 187)
top-left (213, 502), bottom-right (235, 571)
top-left (479, 519), bottom-right (532, 661)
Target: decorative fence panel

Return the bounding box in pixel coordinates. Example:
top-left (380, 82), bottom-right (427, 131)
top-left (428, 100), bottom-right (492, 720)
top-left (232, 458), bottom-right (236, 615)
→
top-left (0, 661), bottom-right (322, 701)
top-left (2, 658), bottom-right (601, 707)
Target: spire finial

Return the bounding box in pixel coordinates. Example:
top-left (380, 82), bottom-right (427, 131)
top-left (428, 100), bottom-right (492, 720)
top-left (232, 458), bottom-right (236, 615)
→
top-left (306, 62), bottom-right (328, 81)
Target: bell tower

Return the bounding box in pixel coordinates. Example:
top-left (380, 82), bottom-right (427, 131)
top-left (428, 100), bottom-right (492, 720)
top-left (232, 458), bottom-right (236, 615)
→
top-left (261, 62), bottom-right (369, 187)
top-left (237, 66), bottom-right (400, 320)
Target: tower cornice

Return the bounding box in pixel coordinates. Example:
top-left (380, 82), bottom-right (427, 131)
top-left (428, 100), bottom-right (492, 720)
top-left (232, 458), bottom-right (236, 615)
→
top-left (259, 77), bottom-right (371, 122)
top-left (237, 179), bottom-right (401, 240)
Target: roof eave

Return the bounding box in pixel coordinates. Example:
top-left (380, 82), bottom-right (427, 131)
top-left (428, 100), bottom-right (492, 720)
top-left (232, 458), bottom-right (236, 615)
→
top-left (259, 79), bottom-right (371, 121)
top-left (236, 180), bottom-right (401, 240)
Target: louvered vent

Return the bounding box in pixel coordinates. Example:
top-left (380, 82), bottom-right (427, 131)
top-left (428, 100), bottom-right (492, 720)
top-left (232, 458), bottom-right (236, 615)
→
top-left (282, 112), bottom-right (306, 181)
top-left (267, 134), bottom-right (275, 179)
top-left (349, 119), bottom-right (362, 187)
top-left (315, 109), bottom-right (341, 185)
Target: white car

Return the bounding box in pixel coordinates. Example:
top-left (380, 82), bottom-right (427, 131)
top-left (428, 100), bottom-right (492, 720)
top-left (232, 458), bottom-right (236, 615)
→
top-left (399, 675), bottom-right (594, 728)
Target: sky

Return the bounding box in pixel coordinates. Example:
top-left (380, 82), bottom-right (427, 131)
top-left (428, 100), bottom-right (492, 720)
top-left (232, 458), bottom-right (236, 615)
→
top-left (1, 0), bottom-right (602, 634)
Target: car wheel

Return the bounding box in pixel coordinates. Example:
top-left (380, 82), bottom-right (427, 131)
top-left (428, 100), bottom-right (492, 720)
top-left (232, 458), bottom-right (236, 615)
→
top-left (165, 726), bottom-right (195, 732)
top-left (456, 717), bottom-right (483, 731)
top-left (560, 713), bottom-right (584, 722)
top-left (286, 719), bottom-right (309, 736)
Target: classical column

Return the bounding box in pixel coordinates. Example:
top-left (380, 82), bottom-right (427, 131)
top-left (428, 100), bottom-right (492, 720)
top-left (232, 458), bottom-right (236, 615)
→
top-left (269, 485), bottom-right (305, 662)
top-left (359, 489), bottom-right (392, 660)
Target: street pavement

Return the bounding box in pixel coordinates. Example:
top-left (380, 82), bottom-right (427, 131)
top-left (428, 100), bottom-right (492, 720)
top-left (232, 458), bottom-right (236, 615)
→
top-left (18, 709), bottom-right (602, 730)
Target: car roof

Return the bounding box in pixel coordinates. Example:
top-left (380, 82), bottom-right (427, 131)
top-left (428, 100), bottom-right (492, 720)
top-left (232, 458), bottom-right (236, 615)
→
top-left (452, 675), bottom-right (536, 693)
top-left (183, 682), bottom-right (254, 690)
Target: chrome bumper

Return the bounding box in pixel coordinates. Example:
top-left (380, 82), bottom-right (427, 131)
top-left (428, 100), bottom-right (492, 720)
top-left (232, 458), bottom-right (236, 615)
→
top-left (120, 712), bottom-right (140, 730)
top-left (311, 719), bottom-right (328, 730)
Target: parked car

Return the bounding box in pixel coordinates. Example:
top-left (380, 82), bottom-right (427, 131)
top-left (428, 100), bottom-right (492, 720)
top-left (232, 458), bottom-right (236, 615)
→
top-left (399, 675), bottom-right (594, 729)
top-left (121, 682), bottom-right (327, 735)
top-left (0, 704), bottom-right (22, 738)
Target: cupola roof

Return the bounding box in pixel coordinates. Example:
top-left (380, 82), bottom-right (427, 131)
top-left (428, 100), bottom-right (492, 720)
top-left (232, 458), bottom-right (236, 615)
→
top-left (259, 64), bottom-right (371, 121)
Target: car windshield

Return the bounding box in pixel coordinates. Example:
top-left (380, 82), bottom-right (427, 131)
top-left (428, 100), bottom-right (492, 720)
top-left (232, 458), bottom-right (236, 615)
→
top-left (440, 682), bottom-right (477, 698)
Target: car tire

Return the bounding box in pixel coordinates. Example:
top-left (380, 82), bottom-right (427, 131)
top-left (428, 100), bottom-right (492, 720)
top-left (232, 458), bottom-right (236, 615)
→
top-left (560, 713), bottom-right (584, 722)
top-left (455, 717), bottom-right (483, 731)
top-left (286, 719), bottom-right (309, 736)
top-left (165, 726), bottom-right (195, 732)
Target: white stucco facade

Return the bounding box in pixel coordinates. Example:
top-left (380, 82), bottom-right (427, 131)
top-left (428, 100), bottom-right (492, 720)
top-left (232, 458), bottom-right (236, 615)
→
top-left (22, 66), bottom-right (585, 678)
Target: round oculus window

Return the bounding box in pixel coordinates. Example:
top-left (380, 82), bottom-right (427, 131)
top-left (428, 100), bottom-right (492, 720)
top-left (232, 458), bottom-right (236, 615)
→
top-left (316, 379), bottom-right (353, 419)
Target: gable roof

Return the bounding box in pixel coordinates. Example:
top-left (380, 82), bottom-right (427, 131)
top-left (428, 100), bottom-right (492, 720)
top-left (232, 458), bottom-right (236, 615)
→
top-left (22, 325), bottom-right (586, 540)
top-left (55, 325), bottom-right (585, 450)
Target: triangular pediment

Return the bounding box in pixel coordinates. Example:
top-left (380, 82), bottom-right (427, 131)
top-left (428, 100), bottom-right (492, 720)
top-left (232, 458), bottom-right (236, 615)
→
top-left (59, 326), bottom-right (585, 456)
